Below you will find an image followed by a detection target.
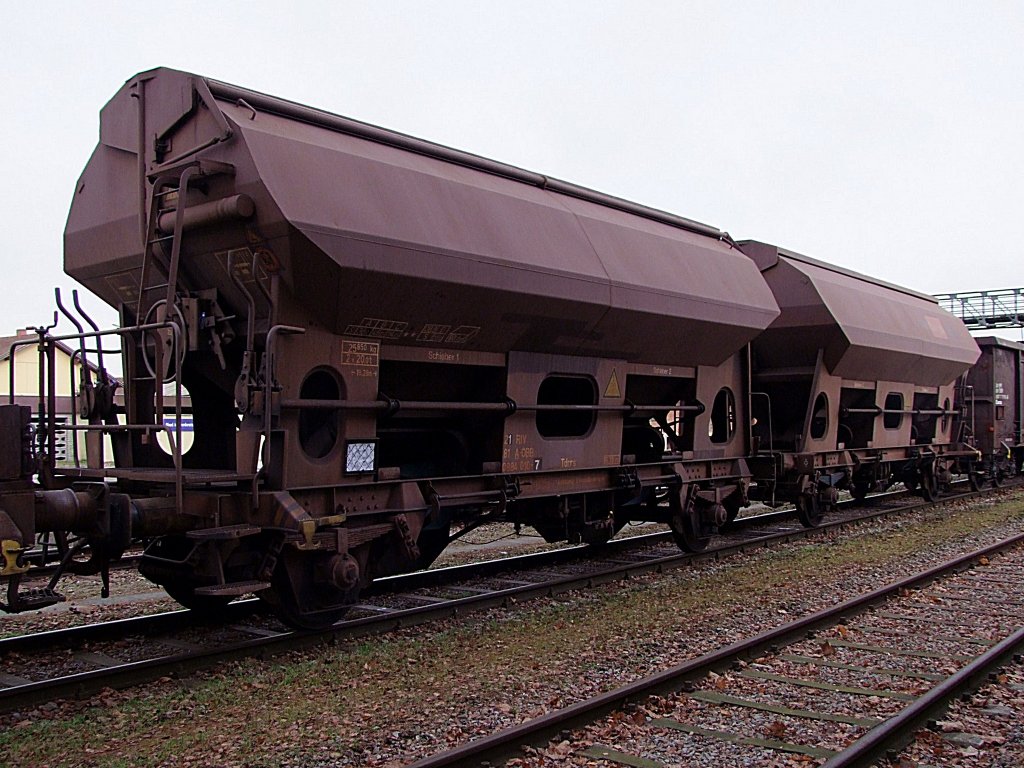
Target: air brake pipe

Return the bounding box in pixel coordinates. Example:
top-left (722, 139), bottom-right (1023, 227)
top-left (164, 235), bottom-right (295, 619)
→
top-left (842, 407), bottom-right (956, 416)
top-left (279, 398), bottom-right (706, 415)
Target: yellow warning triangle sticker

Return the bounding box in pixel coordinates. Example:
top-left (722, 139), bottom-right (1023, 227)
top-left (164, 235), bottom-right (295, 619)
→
top-left (604, 368), bottom-right (621, 398)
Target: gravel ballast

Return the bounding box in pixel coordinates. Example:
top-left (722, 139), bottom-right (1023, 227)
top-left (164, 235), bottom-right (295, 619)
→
top-left (1, 488), bottom-right (1022, 767)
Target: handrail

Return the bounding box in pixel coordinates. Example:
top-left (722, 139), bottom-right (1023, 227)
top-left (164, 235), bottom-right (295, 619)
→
top-left (10, 320), bottom-right (186, 504)
top-left (256, 324), bottom-right (305, 504)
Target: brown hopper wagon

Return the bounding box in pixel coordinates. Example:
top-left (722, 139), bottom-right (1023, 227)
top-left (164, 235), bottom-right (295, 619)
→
top-left (739, 241), bottom-right (980, 524)
top-left (0, 69), bottom-right (981, 626)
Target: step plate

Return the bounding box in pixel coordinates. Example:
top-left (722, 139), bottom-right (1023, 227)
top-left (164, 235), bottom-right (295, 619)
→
top-left (193, 580), bottom-right (271, 597)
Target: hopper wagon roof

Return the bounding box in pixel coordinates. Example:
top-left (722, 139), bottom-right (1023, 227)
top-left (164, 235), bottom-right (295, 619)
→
top-left (741, 240), bottom-right (979, 386)
top-left (65, 68), bottom-right (779, 367)
top-left (973, 335), bottom-right (1024, 351)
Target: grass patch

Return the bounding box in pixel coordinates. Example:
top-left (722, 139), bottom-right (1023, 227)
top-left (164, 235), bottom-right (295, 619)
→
top-left (3, 490), bottom-right (1022, 767)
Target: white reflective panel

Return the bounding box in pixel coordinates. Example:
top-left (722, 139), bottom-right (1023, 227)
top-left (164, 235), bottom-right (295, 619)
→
top-left (346, 442), bottom-right (375, 473)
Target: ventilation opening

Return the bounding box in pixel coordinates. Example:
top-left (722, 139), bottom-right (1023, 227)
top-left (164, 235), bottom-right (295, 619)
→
top-left (155, 384), bottom-right (195, 457)
top-left (377, 359), bottom-right (507, 477)
top-left (709, 387), bottom-right (736, 444)
top-left (883, 392), bottom-right (904, 430)
top-left (810, 392), bottom-right (828, 440)
top-left (299, 369), bottom-right (341, 459)
top-left (912, 392), bottom-right (940, 443)
top-left (537, 375), bottom-right (597, 438)
top-left (838, 388), bottom-right (875, 448)
top-left (624, 374), bottom-right (697, 455)
top-left (751, 378), bottom-right (811, 452)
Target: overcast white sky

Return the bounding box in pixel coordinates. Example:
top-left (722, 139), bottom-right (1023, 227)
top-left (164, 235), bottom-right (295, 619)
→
top-left (1, 1), bottom-right (1021, 340)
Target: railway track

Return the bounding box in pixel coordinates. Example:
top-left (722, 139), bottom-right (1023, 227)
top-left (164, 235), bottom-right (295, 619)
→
top-left (405, 530), bottom-right (1024, 767)
top-left (0, 483), bottom-right (996, 714)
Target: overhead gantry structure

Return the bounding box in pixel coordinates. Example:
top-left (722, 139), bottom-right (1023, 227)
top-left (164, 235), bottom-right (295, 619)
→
top-left (934, 288), bottom-right (1024, 330)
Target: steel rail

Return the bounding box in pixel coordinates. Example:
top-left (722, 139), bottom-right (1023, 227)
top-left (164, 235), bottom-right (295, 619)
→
top-left (0, 483), bottom-right (993, 713)
top-left (822, 625), bottom-right (1024, 767)
top-left (0, 600), bottom-right (262, 655)
top-left (0, 484), bottom-right (927, 656)
top-left (6, 478), bottom-right (926, 603)
top-left (0, 523), bottom-right (682, 655)
top-left (404, 530), bottom-right (1024, 768)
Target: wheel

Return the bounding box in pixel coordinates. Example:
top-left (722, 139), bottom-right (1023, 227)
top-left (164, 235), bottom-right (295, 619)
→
top-left (796, 492), bottom-right (823, 528)
top-left (263, 591), bottom-right (350, 630)
top-left (259, 548), bottom-right (357, 630)
top-left (413, 524), bottom-right (451, 570)
top-left (850, 482), bottom-right (871, 503)
top-left (992, 471), bottom-right (1003, 488)
top-left (968, 471), bottom-right (982, 492)
top-left (920, 470), bottom-right (938, 502)
top-left (668, 486), bottom-right (710, 552)
top-left (717, 500), bottom-right (741, 533)
top-left (163, 583), bottom-right (235, 616)
top-left (611, 509), bottom-right (631, 538)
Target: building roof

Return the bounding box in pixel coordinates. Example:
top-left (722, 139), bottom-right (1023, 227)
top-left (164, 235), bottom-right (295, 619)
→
top-left (0, 330), bottom-right (114, 379)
